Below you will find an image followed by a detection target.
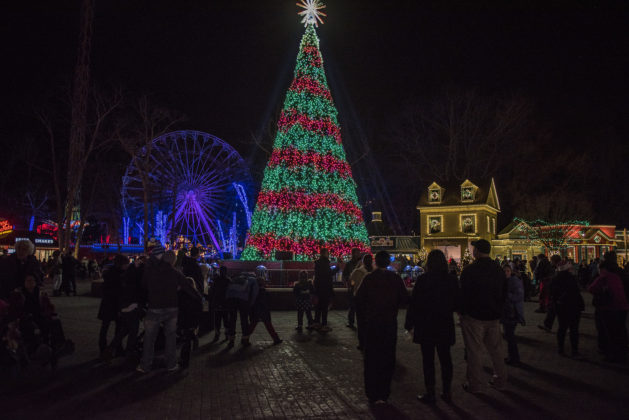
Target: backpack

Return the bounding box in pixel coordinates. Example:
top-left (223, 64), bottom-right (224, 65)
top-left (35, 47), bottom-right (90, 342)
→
top-left (227, 273), bottom-right (253, 297)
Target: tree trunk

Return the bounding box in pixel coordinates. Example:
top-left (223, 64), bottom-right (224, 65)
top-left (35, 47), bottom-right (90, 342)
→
top-left (74, 219), bottom-right (87, 259)
top-left (142, 180), bottom-right (149, 252)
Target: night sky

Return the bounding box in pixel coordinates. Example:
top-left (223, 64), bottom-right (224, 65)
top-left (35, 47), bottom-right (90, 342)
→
top-left (2, 0), bottom-right (629, 229)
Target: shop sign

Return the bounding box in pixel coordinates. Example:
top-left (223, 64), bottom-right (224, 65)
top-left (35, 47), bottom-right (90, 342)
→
top-left (15, 237), bottom-right (55, 245)
top-left (0, 219), bottom-right (12, 235)
top-left (371, 237), bottom-right (394, 247)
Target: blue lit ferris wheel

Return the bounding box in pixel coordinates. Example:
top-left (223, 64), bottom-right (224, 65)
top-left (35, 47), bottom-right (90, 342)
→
top-left (121, 130), bottom-right (253, 256)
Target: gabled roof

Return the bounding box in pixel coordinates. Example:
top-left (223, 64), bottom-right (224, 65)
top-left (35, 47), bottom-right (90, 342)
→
top-left (417, 177), bottom-right (500, 211)
top-left (497, 220), bottom-right (531, 239)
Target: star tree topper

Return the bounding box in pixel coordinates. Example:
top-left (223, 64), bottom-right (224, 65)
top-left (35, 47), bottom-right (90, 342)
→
top-left (297, 0), bottom-right (327, 27)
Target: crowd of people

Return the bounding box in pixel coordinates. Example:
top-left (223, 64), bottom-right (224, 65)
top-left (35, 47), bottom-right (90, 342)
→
top-left (2, 237), bottom-right (628, 408)
top-left (349, 239), bottom-right (628, 405)
top-left (94, 242), bottom-right (284, 373)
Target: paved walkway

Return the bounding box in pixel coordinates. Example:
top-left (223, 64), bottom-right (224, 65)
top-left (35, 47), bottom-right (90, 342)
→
top-left (2, 279), bottom-right (629, 419)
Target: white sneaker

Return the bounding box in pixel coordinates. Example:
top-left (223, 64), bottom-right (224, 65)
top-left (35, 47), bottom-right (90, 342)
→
top-left (167, 364), bottom-right (180, 372)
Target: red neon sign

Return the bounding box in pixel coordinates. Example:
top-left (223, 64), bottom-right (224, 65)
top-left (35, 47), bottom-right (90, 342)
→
top-left (0, 219), bottom-right (12, 234)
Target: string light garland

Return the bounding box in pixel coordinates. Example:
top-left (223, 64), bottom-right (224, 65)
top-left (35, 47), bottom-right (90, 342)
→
top-left (257, 190), bottom-right (363, 220)
top-left (278, 109), bottom-right (342, 144)
top-left (242, 15), bottom-right (370, 261)
top-left (268, 147), bottom-right (352, 178)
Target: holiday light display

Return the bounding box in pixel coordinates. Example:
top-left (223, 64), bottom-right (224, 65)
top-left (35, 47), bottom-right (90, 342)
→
top-left (242, 8), bottom-right (369, 260)
top-left (297, 0), bottom-right (327, 27)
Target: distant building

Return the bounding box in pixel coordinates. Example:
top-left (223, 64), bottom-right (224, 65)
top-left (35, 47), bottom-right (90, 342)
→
top-left (493, 220), bottom-right (617, 263)
top-left (417, 178), bottom-right (500, 262)
top-left (367, 211), bottom-right (420, 262)
top-left (615, 229), bottom-right (629, 264)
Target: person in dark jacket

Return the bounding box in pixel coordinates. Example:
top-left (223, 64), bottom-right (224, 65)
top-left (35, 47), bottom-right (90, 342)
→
top-left (138, 247), bottom-right (196, 373)
top-left (405, 249), bottom-right (459, 403)
top-left (106, 257), bottom-right (145, 363)
top-left (356, 251), bottom-right (409, 404)
top-left (98, 255), bottom-right (128, 357)
top-left (588, 252), bottom-right (629, 362)
top-left (313, 248), bottom-right (338, 332)
top-left (61, 252), bottom-right (78, 296)
top-left (539, 255), bottom-right (561, 332)
top-left (225, 271), bottom-right (259, 347)
top-left (0, 239), bottom-right (42, 300)
top-left (552, 260), bottom-right (585, 357)
top-left (182, 247), bottom-right (204, 294)
top-left (178, 275), bottom-right (203, 369)
top-left (293, 270), bottom-right (315, 332)
top-left (501, 265), bottom-right (525, 365)
top-left (210, 266), bottom-right (231, 342)
top-left (459, 239), bottom-right (507, 393)
top-left (343, 248), bottom-right (362, 329)
top-left (535, 255), bottom-right (554, 313)
top-left (247, 276), bottom-right (282, 345)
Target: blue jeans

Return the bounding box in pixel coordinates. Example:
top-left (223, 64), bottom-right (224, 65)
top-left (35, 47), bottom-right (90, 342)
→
top-left (141, 308), bottom-right (178, 371)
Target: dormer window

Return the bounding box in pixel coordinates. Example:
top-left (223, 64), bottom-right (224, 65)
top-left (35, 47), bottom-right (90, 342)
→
top-left (461, 187), bottom-right (474, 201)
top-left (428, 182), bottom-right (442, 204)
top-left (460, 179), bottom-right (478, 202)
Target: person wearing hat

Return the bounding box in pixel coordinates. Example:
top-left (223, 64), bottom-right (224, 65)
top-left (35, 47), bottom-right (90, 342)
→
top-left (459, 239), bottom-right (508, 393)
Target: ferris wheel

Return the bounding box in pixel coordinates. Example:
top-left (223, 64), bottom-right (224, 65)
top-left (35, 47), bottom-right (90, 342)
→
top-left (121, 130), bottom-right (253, 255)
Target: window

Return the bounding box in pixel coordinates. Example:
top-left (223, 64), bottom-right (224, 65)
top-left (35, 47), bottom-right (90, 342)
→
top-left (461, 215), bottom-right (476, 234)
top-left (428, 215), bottom-right (443, 234)
top-left (428, 182), bottom-right (442, 204)
top-left (461, 186), bottom-right (475, 201)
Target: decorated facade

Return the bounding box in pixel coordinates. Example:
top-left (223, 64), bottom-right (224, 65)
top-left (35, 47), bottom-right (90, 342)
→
top-left (417, 178), bottom-right (500, 261)
top-left (493, 221), bottom-right (617, 262)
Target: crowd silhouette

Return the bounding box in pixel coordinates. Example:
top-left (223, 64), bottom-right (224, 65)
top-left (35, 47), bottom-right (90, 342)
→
top-left (1, 238), bottom-right (628, 408)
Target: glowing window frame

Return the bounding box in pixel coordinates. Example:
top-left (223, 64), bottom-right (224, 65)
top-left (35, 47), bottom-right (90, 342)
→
top-left (460, 214), bottom-right (477, 234)
top-left (428, 215), bottom-right (444, 235)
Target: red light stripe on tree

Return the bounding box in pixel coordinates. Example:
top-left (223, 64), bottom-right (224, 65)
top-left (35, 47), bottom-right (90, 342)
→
top-left (302, 46), bottom-right (322, 67)
top-left (246, 233), bottom-right (370, 258)
top-left (268, 147), bottom-right (351, 178)
top-left (257, 190), bottom-right (362, 220)
top-left (277, 109), bottom-right (341, 144)
top-left (289, 74), bottom-right (332, 101)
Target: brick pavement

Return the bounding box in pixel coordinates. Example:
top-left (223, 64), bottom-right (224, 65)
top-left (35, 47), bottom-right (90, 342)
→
top-left (2, 279), bottom-right (629, 420)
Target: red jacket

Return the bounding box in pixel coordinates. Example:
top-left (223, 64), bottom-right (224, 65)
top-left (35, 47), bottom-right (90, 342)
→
top-left (588, 269), bottom-right (629, 311)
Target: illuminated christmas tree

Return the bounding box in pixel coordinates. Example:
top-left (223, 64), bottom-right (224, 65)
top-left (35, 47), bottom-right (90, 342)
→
top-left (242, 1), bottom-right (370, 261)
